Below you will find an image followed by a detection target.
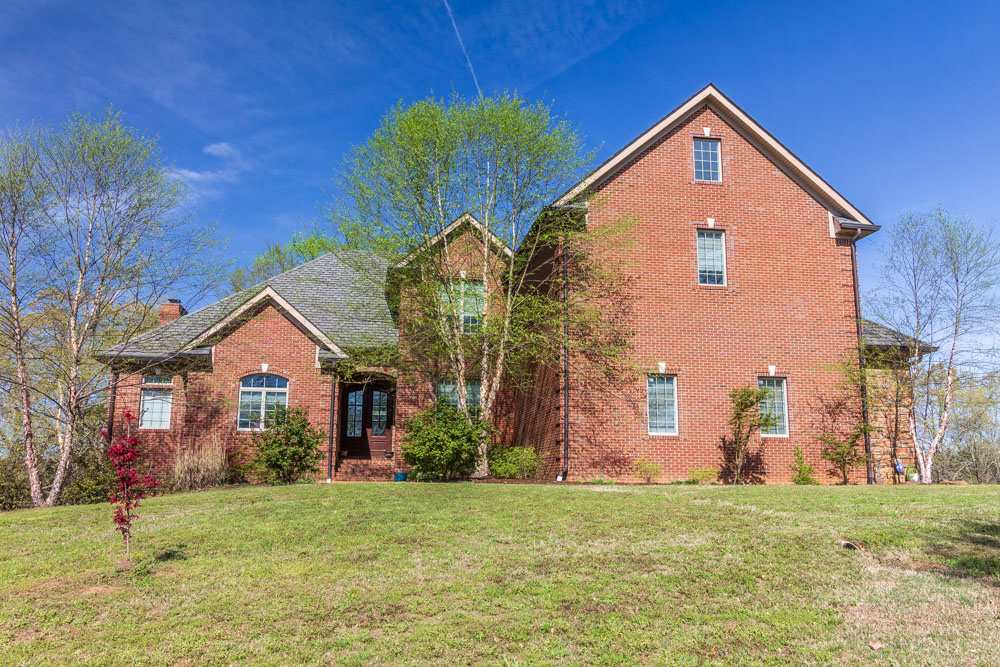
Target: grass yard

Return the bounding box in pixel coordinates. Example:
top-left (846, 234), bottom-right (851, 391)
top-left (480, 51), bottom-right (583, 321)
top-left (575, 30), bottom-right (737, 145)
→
top-left (1, 483), bottom-right (998, 665)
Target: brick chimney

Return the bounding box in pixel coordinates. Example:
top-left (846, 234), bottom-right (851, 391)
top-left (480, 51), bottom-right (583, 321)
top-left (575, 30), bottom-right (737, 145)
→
top-left (159, 298), bottom-right (187, 326)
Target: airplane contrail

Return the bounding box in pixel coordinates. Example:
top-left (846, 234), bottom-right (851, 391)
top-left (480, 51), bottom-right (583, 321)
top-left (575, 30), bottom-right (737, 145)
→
top-left (441, 0), bottom-right (483, 97)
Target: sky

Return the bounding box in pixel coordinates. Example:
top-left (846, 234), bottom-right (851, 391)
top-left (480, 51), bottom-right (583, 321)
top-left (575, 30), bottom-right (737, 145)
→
top-left (2, 0), bottom-right (998, 307)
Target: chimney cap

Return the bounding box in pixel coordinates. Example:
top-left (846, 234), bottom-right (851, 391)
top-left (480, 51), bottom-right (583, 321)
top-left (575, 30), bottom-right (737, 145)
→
top-left (167, 298), bottom-right (182, 304)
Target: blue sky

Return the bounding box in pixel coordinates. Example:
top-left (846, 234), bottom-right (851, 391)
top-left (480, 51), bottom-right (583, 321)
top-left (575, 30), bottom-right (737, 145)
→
top-left (2, 1), bottom-right (998, 305)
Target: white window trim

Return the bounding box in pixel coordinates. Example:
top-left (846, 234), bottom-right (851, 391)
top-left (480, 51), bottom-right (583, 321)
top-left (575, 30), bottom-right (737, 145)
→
top-left (236, 376), bottom-right (290, 432)
top-left (759, 377), bottom-right (789, 438)
top-left (647, 374), bottom-right (679, 437)
top-left (139, 387), bottom-right (172, 430)
top-left (696, 228), bottom-right (727, 286)
top-left (693, 137), bottom-right (722, 183)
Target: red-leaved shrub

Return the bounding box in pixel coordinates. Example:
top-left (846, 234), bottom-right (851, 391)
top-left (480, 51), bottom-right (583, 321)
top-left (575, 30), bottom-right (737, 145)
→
top-left (107, 410), bottom-right (158, 562)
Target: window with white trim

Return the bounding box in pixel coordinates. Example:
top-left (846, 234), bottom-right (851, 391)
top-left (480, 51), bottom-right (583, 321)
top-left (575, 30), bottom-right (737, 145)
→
top-left (697, 229), bottom-right (726, 285)
top-left (142, 374), bottom-right (172, 385)
top-left (647, 374), bottom-right (678, 435)
top-left (758, 377), bottom-right (788, 436)
top-left (238, 374), bottom-right (288, 430)
top-left (439, 280), bottom-right (485, 332)
top-left (436, 378), bottom-right (482, 418)
top-left (693, 137), bottom-right (721, 182)
top-left (139, 388), bottom-right (172, 429)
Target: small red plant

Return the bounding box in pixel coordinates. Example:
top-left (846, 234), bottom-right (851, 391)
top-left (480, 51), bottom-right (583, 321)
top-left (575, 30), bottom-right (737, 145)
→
top-left (107, 410), bottom-right (158, 562)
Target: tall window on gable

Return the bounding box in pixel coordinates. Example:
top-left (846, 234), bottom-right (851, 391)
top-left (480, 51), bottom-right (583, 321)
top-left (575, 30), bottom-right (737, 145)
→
top-left (139, 374), bottom-right (172, 430)
top-left (697, 229), bottom-right (726, 285)
top-left (693, 137), bottom-right (721, 182)
top-left (647, 374), bottom-right (678, 435)
top-left (758, 377), bottom-right (788, 437)
top-left (436, 378), bottom-right (482, 418)
top-left (238, 374), bottom-right (288, 430)
top-left (439, 279), bottom-right (486, 332)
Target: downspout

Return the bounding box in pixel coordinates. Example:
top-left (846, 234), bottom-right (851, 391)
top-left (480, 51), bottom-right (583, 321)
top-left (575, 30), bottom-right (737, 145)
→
top-left (327, 375), bottom-right (337, 482)
top-left (105, 371), bottom-right (118, 450)
top-left (849, 234), bottom-right (875, 485)
top-left (559, 233), bottom-right (570, 482)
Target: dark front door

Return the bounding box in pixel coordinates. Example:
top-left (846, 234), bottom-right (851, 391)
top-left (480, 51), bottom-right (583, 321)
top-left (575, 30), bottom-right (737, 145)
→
top-left (341, 382), bottom-right (394, 459)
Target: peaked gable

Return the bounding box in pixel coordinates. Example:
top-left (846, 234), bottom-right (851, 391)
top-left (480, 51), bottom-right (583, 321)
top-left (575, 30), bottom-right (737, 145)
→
top-left (395, 213), bottom-right (514, 268)
top-left (555, 84), bottom-right (876, 236)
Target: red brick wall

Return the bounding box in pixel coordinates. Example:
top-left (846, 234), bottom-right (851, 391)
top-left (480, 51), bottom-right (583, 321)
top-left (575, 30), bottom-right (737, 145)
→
top-left (558, 104), bottom-right (864, 483)
top-left (112, 303), bottom-right (336, 482)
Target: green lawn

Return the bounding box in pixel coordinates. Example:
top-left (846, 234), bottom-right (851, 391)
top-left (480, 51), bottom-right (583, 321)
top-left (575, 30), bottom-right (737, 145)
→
top-left (1, 483), bottom-right (998, 665)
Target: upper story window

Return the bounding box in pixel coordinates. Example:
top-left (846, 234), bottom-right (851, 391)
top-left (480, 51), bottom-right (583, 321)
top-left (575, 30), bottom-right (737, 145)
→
top-left (647, 374), bottom-right (678, 436)
top-left (436, 378), bottom-right (482, 418)
top-left (439, 279), bottom-right (486, 332)
top-left (758, 377), bottom-right (788, 437)
top-left (697, 229), bottom-right (726, 285)
top-left (238, 374), bottom-right (288, 430)
top-left (693, 138), bottom-right (721, 182)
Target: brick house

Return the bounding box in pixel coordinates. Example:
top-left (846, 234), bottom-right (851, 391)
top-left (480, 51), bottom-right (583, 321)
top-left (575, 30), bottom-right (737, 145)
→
top-left (105, 84), bottom-right (914, 484)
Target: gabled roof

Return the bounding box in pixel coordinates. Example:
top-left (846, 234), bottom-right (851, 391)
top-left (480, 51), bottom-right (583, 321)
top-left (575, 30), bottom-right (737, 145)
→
top-left (395, 213), bottom-right (513, 268)
top-left (555, 83), bottom-right (876, 234)
top-left (108, 250), bottom-right (397, 359)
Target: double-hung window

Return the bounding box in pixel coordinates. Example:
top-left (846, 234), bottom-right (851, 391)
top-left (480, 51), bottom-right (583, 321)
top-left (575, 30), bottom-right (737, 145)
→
top-left (647, 374), bottom-right (678, 435)
top-left (238, 374), bottom-right (288, 430)
top-left (436, 378), bottom-right (482, 418)
top-left (439, 279), bottom-right (486, 332)
top-left (758, 377), bottom-right (789, 437)
top-left (139, 375), bottom-right (173, 429)
top-left (697, 229), bottom-right (726, 285)
top-left (693, 137), bottom-right (721, 182)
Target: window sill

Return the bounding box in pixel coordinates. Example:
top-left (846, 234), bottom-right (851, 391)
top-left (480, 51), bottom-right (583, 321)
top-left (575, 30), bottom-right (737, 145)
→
top-left (693, 179), bottom-right (723, 186)
top-left (760, 433), bottom-right (789, 439)
top-left (648, 431), bottom-right (679, 437)
top-left (138, 427), bottom-right (171, 432)
top-left (697, 283), bottom-right (728, 289)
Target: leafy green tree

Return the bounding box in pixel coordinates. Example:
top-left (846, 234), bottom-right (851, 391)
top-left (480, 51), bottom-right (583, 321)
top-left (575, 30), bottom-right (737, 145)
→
top-left (230, 231), bottom-right (338, 291)
top-left (334, 94), bottom-right (635, 476)
top-left (790, 447), bottom-right (817, 485)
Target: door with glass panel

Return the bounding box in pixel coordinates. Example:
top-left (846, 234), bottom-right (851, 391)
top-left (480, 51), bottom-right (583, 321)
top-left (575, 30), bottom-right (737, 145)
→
top-left (340, 382), bottom-right (393, 458)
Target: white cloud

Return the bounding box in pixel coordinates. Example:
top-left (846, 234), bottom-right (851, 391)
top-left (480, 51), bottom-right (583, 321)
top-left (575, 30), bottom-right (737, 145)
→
top-left (168, 141), bottom-right (251, 200)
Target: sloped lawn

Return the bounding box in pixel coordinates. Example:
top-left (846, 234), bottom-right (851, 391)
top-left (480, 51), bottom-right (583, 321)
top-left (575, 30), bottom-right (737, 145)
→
top-left (1, 483), bottom-right (998, 665)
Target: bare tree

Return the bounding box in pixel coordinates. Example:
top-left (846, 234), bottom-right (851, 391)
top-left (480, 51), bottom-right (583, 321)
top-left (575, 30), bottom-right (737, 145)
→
top-left (872, 210), bottom-right (1000, 483)
top-left (0, 112), bottom-right (220, 506)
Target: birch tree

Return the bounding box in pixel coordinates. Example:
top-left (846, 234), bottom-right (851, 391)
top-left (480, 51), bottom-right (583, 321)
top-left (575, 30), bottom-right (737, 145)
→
top-left (873, 210), bottom-right (1000, 483)
top-left (0, 113), bottom-right (218, 506)
top-left (334, 95), bottom-right (634, 476)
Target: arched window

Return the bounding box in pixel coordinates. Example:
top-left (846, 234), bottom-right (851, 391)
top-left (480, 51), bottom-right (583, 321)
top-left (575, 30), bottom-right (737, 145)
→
top-left (238, 374), bottom-right (288, 430)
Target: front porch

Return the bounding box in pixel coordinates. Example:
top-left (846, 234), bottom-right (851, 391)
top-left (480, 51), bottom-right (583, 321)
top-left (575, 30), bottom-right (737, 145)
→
top-left (329, 371), bottom-right (400, 481)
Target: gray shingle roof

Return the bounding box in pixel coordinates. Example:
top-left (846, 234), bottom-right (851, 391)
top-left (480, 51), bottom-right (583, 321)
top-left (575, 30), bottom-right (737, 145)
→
top-left (110, 250), bottom-right (397, 357)
top-left (861, 319), bottom-right (933, 352)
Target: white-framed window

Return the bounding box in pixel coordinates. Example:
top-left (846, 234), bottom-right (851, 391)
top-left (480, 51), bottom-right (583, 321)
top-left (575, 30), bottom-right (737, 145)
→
top-left (436, 378), bottom-right (482, 418)
top-left (142, 374), bottom-right (172, 386)
top-left (139, 388), bottom-right (172, 429)
top-left (647, 374), bottom-right (678, 435)
top-left (693, 137), bottom-right (721, 182)
top-left (697, 229), bottom-right (726, 285)
top-left (758, 377), bottom-right (789, 437)
top-left (439, 279), bottom-right (486, 332)
top-left (238, 373), bottom-right (288, 430)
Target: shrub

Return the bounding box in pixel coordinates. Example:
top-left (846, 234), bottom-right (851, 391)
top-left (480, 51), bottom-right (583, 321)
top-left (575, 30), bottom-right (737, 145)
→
top-left (250, 407), bottom-right (325, 484)
top-left (718, 386), bottom-right (774, 484)
top-left (0, 447), bottom-right (30, 511)
top-left (820, 425), bottom-right (867, 485)
top-left (172, 437), bottom-right (230, 491)
top-left (108, 411), bottom-right (159, 562)
top-left (790, 447), bottom-right (818, 485)
top-left (488, 446), bottom-right (539, 479)
top-left (633, 459), bottom-right (662, 484)
top-left (61, 444), bottom-right (116, 505)
top-left (688, 467), bottom-right (718, 485)
top-left (402, 404), bottom-right (490, 481)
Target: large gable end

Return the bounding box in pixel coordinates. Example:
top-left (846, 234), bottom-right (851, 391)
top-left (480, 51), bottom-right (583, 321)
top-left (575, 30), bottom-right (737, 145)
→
top-left (555, 84), bottom-right (878, 238)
